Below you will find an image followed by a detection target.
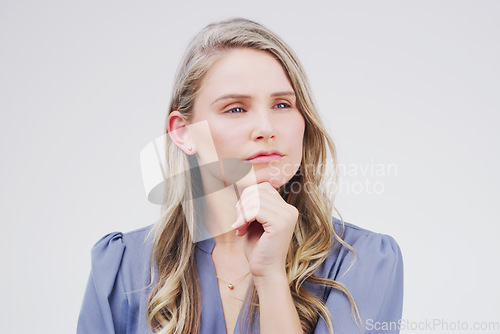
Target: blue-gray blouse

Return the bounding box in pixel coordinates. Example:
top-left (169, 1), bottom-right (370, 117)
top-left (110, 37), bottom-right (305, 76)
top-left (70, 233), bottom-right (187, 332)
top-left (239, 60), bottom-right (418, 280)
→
top-left (77, 218), bottom-right (403, 333)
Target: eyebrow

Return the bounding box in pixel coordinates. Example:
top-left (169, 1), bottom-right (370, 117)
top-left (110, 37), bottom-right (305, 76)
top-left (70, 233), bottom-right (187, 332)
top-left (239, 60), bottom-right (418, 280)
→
top-left (211, 91), bottom-right (296, 105)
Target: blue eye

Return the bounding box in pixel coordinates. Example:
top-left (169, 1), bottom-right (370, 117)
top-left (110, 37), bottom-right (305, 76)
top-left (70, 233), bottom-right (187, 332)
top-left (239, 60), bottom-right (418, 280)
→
top-left (274, 103), bottom-right (291, 109)
top-left (225, 107), bottom-right (245, 114)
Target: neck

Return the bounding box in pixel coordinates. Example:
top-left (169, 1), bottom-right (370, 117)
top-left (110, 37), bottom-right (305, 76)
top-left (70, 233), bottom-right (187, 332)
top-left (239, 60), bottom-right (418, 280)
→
top-left (198, 184), bottom-right (239, 243)
top-left (211, 230), bottom-right (248, 276)
top-left (213, 229), bottom-right (244, 250)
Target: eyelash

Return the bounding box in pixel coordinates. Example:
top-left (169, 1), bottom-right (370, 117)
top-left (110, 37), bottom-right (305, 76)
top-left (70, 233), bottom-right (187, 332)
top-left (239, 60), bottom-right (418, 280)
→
top-left (225, 107), bottom-right (245, 114)
top-left (224, 103), bottom-right (292, 114)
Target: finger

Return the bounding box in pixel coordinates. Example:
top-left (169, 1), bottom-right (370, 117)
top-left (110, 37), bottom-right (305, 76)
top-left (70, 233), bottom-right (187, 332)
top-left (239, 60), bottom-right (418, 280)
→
top-left (238, 219), bottom-right (259, 237)
top-left (234, 191), bottom-right (260, 226)
top-left (236, 207), bottom-right (274, 237)
top-left (232, 202), bottom-right (257, 230)
top-left (233, 204), bottom-right (260, 236)
top-left (232, 205), bottom-right (257, 234)
top-left (231, 214), bottom-right (246, 230)
top-left (233, 183), bottom-right (278, 236)
top-left (232, 194), bottom-right (248, 230)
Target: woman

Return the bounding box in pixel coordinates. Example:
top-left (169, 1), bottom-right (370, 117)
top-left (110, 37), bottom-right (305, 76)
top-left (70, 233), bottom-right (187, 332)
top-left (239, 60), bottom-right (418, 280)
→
top-left (78, 18), bottom-right (403, 334)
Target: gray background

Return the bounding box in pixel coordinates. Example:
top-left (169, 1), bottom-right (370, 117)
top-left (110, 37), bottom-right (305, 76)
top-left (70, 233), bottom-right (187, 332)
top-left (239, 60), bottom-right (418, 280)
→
top-left (1, 1), bottom-right (498, 333)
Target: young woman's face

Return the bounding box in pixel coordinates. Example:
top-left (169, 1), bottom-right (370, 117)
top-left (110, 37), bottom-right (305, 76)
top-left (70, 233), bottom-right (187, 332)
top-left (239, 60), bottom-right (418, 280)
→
top-left (189, 48), bottom-right (305, 189)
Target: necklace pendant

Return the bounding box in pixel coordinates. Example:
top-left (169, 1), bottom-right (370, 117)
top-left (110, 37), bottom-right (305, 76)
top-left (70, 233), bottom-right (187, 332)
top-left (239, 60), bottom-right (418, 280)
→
top-left (228, 283), bottom-right (234, 290)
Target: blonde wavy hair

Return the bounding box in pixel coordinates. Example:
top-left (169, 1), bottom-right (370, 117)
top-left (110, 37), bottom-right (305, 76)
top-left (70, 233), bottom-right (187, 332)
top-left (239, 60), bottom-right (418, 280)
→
top-left (146, 18), bottom-right (361, 334)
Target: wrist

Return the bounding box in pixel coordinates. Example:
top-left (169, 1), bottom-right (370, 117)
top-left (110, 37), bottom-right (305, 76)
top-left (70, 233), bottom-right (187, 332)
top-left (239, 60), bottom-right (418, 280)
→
top-left (253, 271), bottom-right (289, 291)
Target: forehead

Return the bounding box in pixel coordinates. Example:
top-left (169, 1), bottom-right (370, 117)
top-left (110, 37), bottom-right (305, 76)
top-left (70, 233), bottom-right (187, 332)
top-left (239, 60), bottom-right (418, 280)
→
top-left (198, 48), bottom-right (294, 98)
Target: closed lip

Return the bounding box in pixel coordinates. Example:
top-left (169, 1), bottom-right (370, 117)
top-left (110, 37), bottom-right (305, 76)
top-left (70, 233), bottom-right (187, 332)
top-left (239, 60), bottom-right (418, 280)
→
top-left (246, 150), bottom-right (284, 160)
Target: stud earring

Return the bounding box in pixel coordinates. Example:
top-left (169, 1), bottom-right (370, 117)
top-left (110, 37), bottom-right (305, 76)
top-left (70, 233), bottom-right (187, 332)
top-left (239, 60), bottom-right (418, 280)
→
top-left (187, 146), bottom-right (192, 151)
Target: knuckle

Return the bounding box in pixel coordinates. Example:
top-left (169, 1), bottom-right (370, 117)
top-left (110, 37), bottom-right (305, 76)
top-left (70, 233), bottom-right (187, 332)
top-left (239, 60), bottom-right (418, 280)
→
top-left (288, 205), bottom-right (299, 219)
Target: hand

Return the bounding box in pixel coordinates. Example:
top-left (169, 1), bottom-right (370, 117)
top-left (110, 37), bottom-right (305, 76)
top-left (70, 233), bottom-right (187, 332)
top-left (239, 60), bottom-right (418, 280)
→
top-left (231, 182), bottom-right (299, 279)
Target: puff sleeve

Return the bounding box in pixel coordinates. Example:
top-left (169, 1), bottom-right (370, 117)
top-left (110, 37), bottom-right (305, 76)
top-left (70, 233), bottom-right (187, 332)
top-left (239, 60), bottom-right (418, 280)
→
top-left (77, 232), bottom-right (127, 334)
top-left (313, 231), bottom-right (404, 334)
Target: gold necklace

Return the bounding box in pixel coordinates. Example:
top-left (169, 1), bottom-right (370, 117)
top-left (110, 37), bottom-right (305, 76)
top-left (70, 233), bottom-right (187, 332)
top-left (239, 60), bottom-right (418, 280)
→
top-left (216, 271), bottom-right (251, 290)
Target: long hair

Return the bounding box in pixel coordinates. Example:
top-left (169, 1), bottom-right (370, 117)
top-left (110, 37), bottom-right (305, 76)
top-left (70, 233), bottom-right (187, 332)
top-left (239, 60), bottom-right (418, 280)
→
top-left (146, 18), bottom-right (361, 334)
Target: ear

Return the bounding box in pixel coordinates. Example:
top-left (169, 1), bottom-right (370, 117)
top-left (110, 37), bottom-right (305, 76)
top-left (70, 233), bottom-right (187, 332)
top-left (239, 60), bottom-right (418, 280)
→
top-left (167, 111), bottom-right (196, 155)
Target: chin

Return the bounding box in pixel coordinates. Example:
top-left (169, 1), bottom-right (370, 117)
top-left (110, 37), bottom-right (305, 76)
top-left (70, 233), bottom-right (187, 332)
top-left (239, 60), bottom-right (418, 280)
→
top-left (254, 173), bottom-right (287, 189)
top-left (234, 173), bottom-right (281, 190)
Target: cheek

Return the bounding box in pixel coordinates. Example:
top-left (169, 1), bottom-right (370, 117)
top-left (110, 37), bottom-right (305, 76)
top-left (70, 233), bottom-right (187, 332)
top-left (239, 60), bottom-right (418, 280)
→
top-left (287, 115), bottom-right (306, 151)
top-left (209, 125), bottom-right (244, 157)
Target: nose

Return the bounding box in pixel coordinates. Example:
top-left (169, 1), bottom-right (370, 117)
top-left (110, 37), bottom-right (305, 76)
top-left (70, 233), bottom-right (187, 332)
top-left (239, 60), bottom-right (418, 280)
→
top-left (251, 109), bottom-right (275, 141)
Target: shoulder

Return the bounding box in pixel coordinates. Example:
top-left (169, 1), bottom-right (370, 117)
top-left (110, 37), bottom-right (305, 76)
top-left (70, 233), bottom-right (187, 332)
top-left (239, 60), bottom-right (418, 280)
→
top-left (79, 226), bottom-right (154, 333)
top-left (333, 217), bottom-right (401, 255)
top-left (311, 219), bottom-right (404, 332)
top-left (89, 225), bottom-right (154, 288)
top-left (322, 217), bottom-right (403, 281)
top-left (90, 225), bottom-right (154, 263)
